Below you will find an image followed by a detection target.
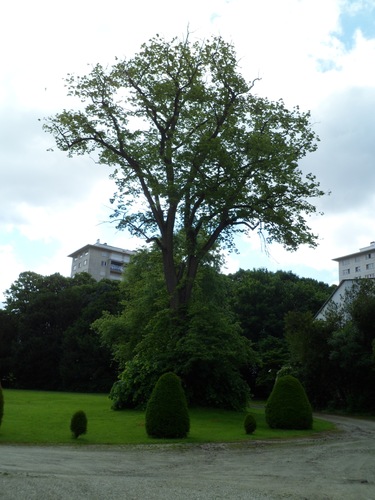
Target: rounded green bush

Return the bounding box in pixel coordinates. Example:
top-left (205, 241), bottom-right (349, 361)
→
top-left (0, 385), bottom-right (4, 427)
top-left (145, 372), bottom-right (190, 438)
top-left (244, 413), bottom-right (256, 434)
top-left (70, 410), bottom-right (87, 439)
top-left (265, 375), bottom-right (312, 430)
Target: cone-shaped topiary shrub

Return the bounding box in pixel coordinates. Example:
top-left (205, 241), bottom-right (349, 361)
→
top-left (70, 410), bottom-right (87, 439)
top-left (265, 375), bottom-right (312, 430)
top-left (244, 413), bottom-right (256, 434)
top-left (0, 385), bottom-right (3, 427)
top-left (145, 372), bottom-right (190, 438)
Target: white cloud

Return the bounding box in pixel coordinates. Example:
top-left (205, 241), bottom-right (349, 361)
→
top-left (1, 0), bottom-right (375, 302)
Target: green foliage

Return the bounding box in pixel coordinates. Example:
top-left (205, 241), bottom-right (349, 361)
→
top-left (174, 296), bottom-right (254, 410)
top-left (92, 248), bottom-right (168, 372)
top-left (285, 279), bottom-right (375, 412)
top-left (70, 410), bottom-right (87, 439)
top-left (285, 311), bottom-right (334, 409)
top-left (229, 269), bottom-right (334, 342)
top-left (0, 386), bottom-right (4, 427)
top-left (145, 372), bottom-right (190, 439)
top-left (102, 254), bottom-right (256, 410)
top-left (3, 272), bottom-right (121, 392)
top-left (265, 375), bottom-right (312, 430)
top-left (45, 33), bottom-right (325, 311)
top-left (0, 310), bottom-right (17, 385)
top-left (253, 335), bottom-right (290, 398)
top-left (226, 269), bottom-right (333, 399)
top-left (244, 413), bottom-right (256, 434)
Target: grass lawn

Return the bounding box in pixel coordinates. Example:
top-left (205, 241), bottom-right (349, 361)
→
top-left (0, 389), bottom-right (335, 445)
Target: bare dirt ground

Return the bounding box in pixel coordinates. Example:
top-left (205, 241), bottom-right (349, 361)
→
top-left (1, 414), bottom-right (374, 499)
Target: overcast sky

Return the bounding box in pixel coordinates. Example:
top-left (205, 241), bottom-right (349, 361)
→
top-left (1, 0), bottom-right (375, 304)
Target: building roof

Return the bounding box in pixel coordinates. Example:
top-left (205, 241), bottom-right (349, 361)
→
top-left (333, 242), bottom-right (375, 262)
top-left (315, 277), bottom-right (375, 320)
top-left (315, 279), bottom-right (353, 320)
top-left (68, 240), bottom-right (135, 258)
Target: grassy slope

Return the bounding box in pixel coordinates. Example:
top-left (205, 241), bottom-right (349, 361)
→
top-left (0, 390), bottom-right (335, 445)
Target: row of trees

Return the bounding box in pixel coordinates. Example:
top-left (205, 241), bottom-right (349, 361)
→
top-left (1, 272), bottom-right (121, 392)
top-left (93, 250), bottom-right (334, 409)
top-left (2, 260), bottom-right (374, 412)
top-left (1, 259), bottom-right (333, 405)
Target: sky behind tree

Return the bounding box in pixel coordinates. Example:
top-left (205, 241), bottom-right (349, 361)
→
top-left (1, 0), bottom-right (375, 303)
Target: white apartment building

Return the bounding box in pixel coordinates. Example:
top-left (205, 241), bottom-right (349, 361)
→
top-left (68, 240), bottom-right (134, 281)
top-left (315, 242), bottom-right (375, 320)
top-left (333, 241), bottom-right (375, 282)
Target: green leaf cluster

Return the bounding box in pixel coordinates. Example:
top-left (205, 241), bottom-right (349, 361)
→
top-left (2, 272), bottom-right (121, 392)
top-left (0, 385), bottom-right (4, 427)
top-left (285, 280), bottom-right (375, 412)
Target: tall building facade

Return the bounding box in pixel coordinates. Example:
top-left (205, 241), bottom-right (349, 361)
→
top-left (68, 240), bottom-right (134, 281)
top-left (333, 241), bottom-right (375, 282)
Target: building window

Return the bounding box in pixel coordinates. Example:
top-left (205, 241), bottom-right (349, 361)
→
top-left (78, 262), bottom-right (82, 268)
top-left (83, 259), bottom-right (87, 266)
top-left (365, 253), bottom-right (373, 260)
top-left (366, 273), bottom-right (375, 278)
top-left (342, 269), bottom-right (350, 275)
top-left (355, 256), bottom-right (361, 262)
top-left (85, 251), bottom-right (89, 255)
top-left (341, 259), bottom-right (351, 266)
top-left (110, 260), bottom-right (123, 273)
top-left (73, 265), bottom-right (77, 271)
top-left (355, 266), bottom-right (361, 272)
top-left (366, 263), bottom-right (374, 270)
top-left (101, 260), bottom-right (107, 266)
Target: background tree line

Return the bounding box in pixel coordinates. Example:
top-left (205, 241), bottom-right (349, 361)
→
top-left (1, 257), bottom-right (335, 406)
top-left (285, 278), bottom-right (375, 412)
top-left (0, 271), bottom-right (122, 392)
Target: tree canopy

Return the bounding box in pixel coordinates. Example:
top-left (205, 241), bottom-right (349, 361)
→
top-left (44, 34), bottom-right (324, 310)
top-left (285, 279), bottom-right (375, 411)
top-left (2, 272), bottom-right (121, 391)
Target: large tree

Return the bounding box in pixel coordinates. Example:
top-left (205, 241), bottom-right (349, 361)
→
top-left (44, 34), bottom-right (324, 311)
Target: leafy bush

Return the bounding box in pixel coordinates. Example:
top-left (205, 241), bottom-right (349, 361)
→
top-left (70, 410), bottom-right (87, 438)
top-left (145, 372), bottom-right (190, 438)
top-left (0, 385), bottom-right (3, 427)
top-left (244, 413), bottom-right (256, 434)
top-left (265, 375), bottom-right (312, 430)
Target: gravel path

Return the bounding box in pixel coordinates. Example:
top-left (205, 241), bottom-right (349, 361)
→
top-left (1, 414), bottom-right (374, 499)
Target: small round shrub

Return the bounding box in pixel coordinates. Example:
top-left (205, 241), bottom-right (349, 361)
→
top-left (145, 372), bottom-right (190, 438)
top-left (70, 410), bottom-right (87, 439)
top-left (244, 413), bottom-right (256, 434)
top-left (0, 385), bottom-right (4, 427)
top-left (265, 375), bottom-right (312, 430)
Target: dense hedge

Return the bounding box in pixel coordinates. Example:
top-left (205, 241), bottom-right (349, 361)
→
top-left (0, 385), bottom-right (3, 427)
top-left (265, 375), bottom-right (312, 430)
top-left (145, 372), bottom-right (190, 438)
top-left (244, 413), bottom-right (256, 434)
top-left (70, 410), bottom-right (88, 439)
